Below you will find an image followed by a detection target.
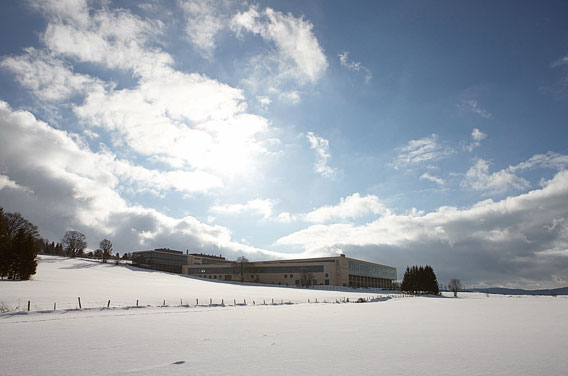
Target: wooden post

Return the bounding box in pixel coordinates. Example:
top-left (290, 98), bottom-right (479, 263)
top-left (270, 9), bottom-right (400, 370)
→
top-left (136, 299), bottom-right (139, 307)
top-left (210, 298), bottom-right (212, 305)
top-left (78, 297), bottom-right (82, 309)
top-left (28, 300), bottom-right (30, 312)
top-left (181, 299), bottom-right (183, 306)
top-left (107, 300), bottom-right (110, 308)
top-left (163, 299), bottom-right (166, 306)
top-left (222, 299), bottom-right (224, 305)
top-left (308, 298), bottom-right (310, 303)
top-left (54, 302), bottom-right (56, 311)
top-left (253, 300), bottom-right (255, 305)
top-left (234, 299), bottom-right (236, 306)
top-left (196, 298), bottom-right (199, 305)
top-left (271, 298), bottom-right (274, 304)
top-left (244, 299), bottom-right (246, 305)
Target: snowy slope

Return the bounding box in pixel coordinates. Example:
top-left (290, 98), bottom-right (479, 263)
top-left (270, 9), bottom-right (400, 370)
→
top-left (1, 256), bottom-right (567, 376)
top-left (0, 256), bottom-right (394, 310)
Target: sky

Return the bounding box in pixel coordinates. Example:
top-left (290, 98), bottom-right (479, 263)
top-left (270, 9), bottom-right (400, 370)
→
top-left (1, 0), bottom-right (568, 288)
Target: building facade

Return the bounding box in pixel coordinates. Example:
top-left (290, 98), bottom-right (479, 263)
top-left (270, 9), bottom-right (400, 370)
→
top-left (132, 249), bottom-right (397, 289)
top-left (182, 254), bottom-right (397, 289)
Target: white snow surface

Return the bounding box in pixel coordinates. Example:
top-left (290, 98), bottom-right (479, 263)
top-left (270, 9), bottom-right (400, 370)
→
top-left (1, 256), bottom-right (567, 375)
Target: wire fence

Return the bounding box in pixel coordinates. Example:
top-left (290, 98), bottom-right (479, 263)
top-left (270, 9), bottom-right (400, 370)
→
top-left (1, 293), bottom-right (417, 313)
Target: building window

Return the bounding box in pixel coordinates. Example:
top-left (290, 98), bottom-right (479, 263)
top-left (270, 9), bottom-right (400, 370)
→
top-left (325, 273), bottom-right (329, 277)
top-left (251, 274), bottom-right (254, 278)
top-left (284, 274), bottom-right (287, 278)
top-left (290, 274), bottom-right (293, 278)
top-left (325, 279), bottom-right (330, 285)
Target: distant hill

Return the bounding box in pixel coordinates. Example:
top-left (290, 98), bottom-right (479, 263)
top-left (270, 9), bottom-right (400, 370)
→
top-left (474, 287), bottom-right (568, 296)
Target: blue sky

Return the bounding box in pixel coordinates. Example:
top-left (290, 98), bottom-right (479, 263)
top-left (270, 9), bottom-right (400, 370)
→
top-left (1, 0), bottom-right (568, 288)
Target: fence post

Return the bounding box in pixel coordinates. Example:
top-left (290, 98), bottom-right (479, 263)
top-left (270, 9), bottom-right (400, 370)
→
top-left (163, 299), bottom-right (166, 306)
top-left (54, 302), bottom-right (56, 311)
top-left (222, 299), bottom-right (224, 305)
top-left (210, 298), bottom-right (212, 305)
top-left (107, 300), bottom-right (110, 308)
top-left (196, 298), bottom-right (199, 306)
top-left (181, 299), bottom-right (183, 306)
top-left (28, 300), bottom-right (30, 312)
top-left (136, 299), bottom-right (138, 307)
top-left (78, 297), bottom-right (82, 309)
top-left (244, 299), bottom-right (246, 305)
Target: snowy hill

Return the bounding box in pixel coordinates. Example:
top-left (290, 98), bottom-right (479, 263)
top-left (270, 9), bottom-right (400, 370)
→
top-left (0, 255), bottom-right (391, 311)
top-left (1, 256), bottom-right (567, 376)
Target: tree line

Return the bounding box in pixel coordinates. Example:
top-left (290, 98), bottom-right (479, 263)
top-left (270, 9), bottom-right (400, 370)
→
top-left (1, 207), bottom-right (132, 280)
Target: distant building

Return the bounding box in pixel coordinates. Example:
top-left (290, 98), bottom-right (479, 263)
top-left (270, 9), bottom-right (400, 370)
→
top-left (132, 250), bottom-right (396, 289)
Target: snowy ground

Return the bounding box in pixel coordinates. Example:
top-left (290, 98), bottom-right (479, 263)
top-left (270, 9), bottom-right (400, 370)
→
top-left (1, 256), bottom-right (567, 375)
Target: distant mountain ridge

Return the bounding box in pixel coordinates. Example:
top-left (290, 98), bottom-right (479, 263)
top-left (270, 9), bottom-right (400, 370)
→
top-left (473, 287), bottom-right (568, 296)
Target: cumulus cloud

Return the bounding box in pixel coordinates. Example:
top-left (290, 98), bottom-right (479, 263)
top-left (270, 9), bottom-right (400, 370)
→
top-left (461, 159), bottom-right (530, 194)
top-left (306, 132), bottom-right (335, 178)
top-left (393, 134), bottom-right (454, 169)
top-left (277, 171), bottom-right (568, 287)
top-left (305, 193), bottom-right (385, 223)
top-left (210, 199), bottom-right (278, 220)
top-left (231, 6), bottom-right (328, 89)
top-left (0, 101), bottom-right (284, 259)
top-left (338, 51), bottom-right (372, 83)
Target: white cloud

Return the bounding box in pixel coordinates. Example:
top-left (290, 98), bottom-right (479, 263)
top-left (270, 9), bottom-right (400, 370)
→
top-left (338, 51), bottom-right (372, 83)
top-left (0, 48), bottom-right (104, 102)
top-left (463, 128), bottom-right (487, 152)
top-left (306, 132), bottom-right (335, 178)
top-left (0, 174), bottom-right (34, 194)
top-left (420, 172), bottom-right (445, 186)
top-left (461, 159), bottom-right (530, 194)
top-left (211, 199), bottom-right (278, 220)
top-left (0, 101), bottom-right (284, 259)
top-left (257, 96), bottom-right (271, 109)
top-left (273, 212), bottom-right (297, 223)
top-left (393, 134), bottom-right (454, 169)
top-left (231, 6), bottom-right (328, 85)
top-left (279, 90), bottom-right (301, 104)
top-left (276, 171), bottom-right (568, 287)
top-left (510, 152), bottom-right (568, 172)
top-left (74, 66), bottom-right (271, 178)
top-left (459, 99), bottom-right (492, 119)
top-left (38, 0), bottom-right (172, 77)
top-left (305, 193), bottom-right (385, 223)
top-left (551, 56), bottom-right (568, 68)
top-left (178, 0), bottom-right (226, 59)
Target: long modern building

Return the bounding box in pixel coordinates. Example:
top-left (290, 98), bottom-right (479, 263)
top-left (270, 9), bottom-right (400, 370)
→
top-left (132, 249), bottom-right (397, 289)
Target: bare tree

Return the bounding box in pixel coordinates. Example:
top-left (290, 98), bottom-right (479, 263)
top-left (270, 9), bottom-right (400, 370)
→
top-left (62, 231), bottom-right (87, 258)
top-left (234, 256), bottom-right (250, 282)
top-left (448, 279), bottom-right (462, 297)
top-left (99, 239), bottom-right (113, 263)
top-left (300, 271), bottom-right (314, 287)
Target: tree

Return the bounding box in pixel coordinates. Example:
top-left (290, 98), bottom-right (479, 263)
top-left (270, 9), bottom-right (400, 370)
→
top-left (448, 279), bottom-right (462, 297)
top-left (401, 265), bottom-right (440, 295)
top-left (62, 231), bottom-right (87, 258)
top-left (233, 256), bottom-right (250, 282)
top-left (300, 271), bottom-right (314, 287)
top-left (0, 208), bottom-right (39, 280)
top-left (99, 239), bottom-right (113, 263)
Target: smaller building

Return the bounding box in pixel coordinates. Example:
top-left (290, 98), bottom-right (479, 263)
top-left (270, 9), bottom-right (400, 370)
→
top-left (132, 248), bottom-right (189, 274)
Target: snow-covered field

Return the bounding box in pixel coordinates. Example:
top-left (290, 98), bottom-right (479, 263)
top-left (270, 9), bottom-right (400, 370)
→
top-left (1, 256), bottom-right (567, 375)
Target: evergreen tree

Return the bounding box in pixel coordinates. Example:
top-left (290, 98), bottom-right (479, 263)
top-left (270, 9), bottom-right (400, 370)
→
top-left (400, 264), bottom-right (440, 295)
top-left (0, 208), bottom-right (39, 280)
